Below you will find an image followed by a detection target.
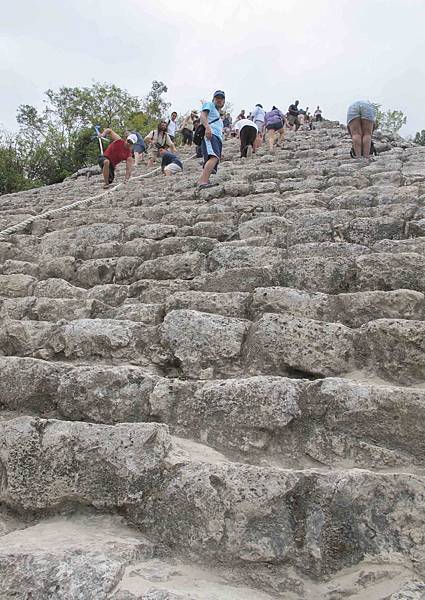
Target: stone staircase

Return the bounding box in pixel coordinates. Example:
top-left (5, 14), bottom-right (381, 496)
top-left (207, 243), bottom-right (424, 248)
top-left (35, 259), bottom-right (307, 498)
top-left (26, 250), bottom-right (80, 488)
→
top-left (1, 123), bottom-right (425, 599)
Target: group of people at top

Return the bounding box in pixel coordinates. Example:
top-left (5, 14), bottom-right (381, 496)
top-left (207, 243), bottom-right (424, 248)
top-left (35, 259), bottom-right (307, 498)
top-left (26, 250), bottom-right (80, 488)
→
top-left (97, 91), bottom-right (377, 190)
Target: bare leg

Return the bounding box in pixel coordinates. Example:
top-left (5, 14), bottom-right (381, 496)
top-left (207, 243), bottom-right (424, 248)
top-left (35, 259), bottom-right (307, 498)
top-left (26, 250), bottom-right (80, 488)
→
top-left (199, 156), bottom-right (219, 185)
top-left (349, 118), bottom-right (362, 157)
top-left (279, 127), bottom-right (285, 147)
top-left (102, 159), bottom-right (111, 187)
top-left (361, 119), bottom-right (374, 158)
top-left (268, 129), bottom-right (276, 152)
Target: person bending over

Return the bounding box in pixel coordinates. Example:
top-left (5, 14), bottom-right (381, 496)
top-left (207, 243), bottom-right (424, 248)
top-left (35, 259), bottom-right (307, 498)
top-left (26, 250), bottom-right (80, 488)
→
top-left (264, 106), bottom-right (285, 153)
top-left (98, 129), bottom-right (135, 189)
top-left (235, 118), bottom-right (258, 158)
top-left (347, 100), bottom-right (376, 158)
top-left (159, 148), bottom-right (183, 176)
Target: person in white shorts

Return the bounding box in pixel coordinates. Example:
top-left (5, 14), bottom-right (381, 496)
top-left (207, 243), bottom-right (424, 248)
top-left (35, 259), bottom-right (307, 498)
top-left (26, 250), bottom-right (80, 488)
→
top-left (347, 100), bottom-right (376, 158)
top-left (159, 148), bottom-right (183, 176)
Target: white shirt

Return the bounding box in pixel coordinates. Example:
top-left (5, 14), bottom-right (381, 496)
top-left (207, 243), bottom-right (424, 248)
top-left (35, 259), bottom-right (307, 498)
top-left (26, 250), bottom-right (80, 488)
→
top-left (234, 118), bottom-right (258, 132)
top-left (167, 119), bottom-right (177, 136)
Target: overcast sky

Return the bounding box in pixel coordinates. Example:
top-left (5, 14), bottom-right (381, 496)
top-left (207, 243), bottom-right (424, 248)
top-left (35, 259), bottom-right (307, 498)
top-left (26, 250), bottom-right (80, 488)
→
top-left (1, 0), bottom-right (424, 137)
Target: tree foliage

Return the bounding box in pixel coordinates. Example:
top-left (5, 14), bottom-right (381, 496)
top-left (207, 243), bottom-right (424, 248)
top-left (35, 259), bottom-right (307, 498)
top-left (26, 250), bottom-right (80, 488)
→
top-left (1, 80), bottom-right (173, 194)
top-left (414, 130), bottom-right (425, 146)
top-left (371, 103), bottom-right (407, 133)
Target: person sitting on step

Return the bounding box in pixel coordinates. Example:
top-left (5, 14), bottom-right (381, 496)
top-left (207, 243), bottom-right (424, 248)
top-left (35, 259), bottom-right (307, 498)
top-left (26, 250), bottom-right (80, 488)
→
top-left (145, 121), bottom-right (177, 168)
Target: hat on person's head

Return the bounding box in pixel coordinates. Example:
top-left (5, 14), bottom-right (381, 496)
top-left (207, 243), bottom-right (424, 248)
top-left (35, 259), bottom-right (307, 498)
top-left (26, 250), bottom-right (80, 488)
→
top-left (256, 104), bottom-right (263, 108)
top-left (213, 90), bottom-right (225, 99)
top-left (126, 134), bottom-right (137, 144)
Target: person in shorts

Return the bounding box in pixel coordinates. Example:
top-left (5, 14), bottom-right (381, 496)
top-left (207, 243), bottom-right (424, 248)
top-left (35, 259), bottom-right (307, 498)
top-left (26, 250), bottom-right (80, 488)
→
top-left (145, 121), bottom-right (176, 167)
top-left (346, 100), bottom-right (377, 158)
top-left (251, 104), bottom-right (266, 148)
top-left (264, 106), bottom-right (285, 153)
top-left (98, 128), bottom-right (135, 188)
top-left (314, 106), bottom-right (323, 121)
top-left (198, 90), bottom-right (225, 190)
top-left (234, 118), bottom-right (258, 158)
top-left (159, 148), bottom-right (183, 176)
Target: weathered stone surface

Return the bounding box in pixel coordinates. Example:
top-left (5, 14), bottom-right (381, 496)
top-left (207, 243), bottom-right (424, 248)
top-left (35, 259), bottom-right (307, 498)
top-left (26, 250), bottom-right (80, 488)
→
top-left (0, 417), bottom-right (170, 510)
top-left (207, 244), bottom-right (284, 271)
top-left (166, 291), bottom-right (250, 318)
top-left (280, 257), bottom-right (356, 294)
top-left (135, 252), bottom-right (206, 281)
top-left (33, 278), bottom-right (86, 299)
top-left (355, 253), bottom-right (425, 292)
top-left (0, 320), bottom-right (55, 358)
top-left (358, 319), bottom-right (425, 384)
top-left (182, 376), bottom-right (302, 453)
top-left (251, 287), bottom-right (329, 320)
top-left (0, 514), bottom-right (154, 600)
top-left (298, 378), bottom-right (425, 468)
top-left (48, 319), bottom-right (159, 365)
top-left (191, 267), bottom-right (277, 292)
top-left (0, 356), bottom-right (66, 413)
top-left (57, 365), bottom-right (159, 423)
top-left (136, 463), bottom-right (425, 576)
top-left (1, 124), bottom-right (425, 597)
top-left (0, 274), bottom-right (37, 297)
top-left (246, 314), bottom-right (356, 377)
top-left (238, 216), bottom-right (290, 239)
top-left (161, 310), bottom-right (249, 378)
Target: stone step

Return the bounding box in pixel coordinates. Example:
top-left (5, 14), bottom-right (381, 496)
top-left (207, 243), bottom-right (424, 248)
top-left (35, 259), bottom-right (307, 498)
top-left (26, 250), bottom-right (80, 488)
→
top-left (1, 416), bottom-right (424, 580)
top-left (1, 309), bottom-right (424, 383)
top-left (1, 357), bottom-right (424, 471)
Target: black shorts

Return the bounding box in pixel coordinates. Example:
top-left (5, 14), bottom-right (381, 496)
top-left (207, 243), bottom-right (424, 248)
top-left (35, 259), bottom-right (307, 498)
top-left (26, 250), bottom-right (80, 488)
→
top-left (266, 122), bottom-right (284, 131)
top-left (240, 125), bottom-right (257, 157)
top-left (98, 155), bottom-right (115, 183)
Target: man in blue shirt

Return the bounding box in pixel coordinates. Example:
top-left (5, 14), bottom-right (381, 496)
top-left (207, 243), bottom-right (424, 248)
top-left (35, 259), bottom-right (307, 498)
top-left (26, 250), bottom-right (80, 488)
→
top-left (159, 148), bottom-right (183, 176)
top-left (198, 90), bottom-right (225, 190)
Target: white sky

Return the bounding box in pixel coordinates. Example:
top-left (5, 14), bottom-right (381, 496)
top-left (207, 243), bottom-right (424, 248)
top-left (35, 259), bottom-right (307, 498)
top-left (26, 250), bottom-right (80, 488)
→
top-left (1, 0), bottom-right (424, 136)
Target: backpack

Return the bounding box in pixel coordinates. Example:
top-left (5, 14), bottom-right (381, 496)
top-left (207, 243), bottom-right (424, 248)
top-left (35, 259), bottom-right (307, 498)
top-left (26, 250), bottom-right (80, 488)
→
top-left (350, 140), bottom-right (377, 158)
top-left (193, 117), bottom-right (220, 146)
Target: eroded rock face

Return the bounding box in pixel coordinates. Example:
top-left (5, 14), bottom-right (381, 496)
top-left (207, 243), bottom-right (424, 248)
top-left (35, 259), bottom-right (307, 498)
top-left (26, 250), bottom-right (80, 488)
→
top-left (1, 124), bottom-right (425, 599)
top-left (246, 313), bottom-right (356, 377)
top-left (0, 417), bottom-right (171, 510)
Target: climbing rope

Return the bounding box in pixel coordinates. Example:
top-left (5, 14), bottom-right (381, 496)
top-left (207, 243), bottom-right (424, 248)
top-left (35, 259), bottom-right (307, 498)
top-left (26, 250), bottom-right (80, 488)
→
top-left (0, 154), bottom-right (195, 239)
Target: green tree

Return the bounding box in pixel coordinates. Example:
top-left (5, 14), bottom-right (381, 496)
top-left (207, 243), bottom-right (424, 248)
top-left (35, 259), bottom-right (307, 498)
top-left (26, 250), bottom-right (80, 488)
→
top-left (0, 131), bottom-right (36, 194)
top-left (414, 130), bottom-right (425, 146)
top-left (14, 82), bottom-right (144, 187)
top-left (371, 103), bottom-right (407, 133)
top-left (142, 80), bottom-right (170, 120)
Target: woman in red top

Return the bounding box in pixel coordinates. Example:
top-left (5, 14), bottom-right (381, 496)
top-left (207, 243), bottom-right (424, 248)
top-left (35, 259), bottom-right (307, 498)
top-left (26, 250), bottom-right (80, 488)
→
top-left (99, 128), bottom-right (135, 188)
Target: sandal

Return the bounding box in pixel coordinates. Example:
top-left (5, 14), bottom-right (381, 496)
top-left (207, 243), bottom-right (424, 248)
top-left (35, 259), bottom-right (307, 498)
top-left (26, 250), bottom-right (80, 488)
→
top-left (198, 183), bottom-right (219, 190)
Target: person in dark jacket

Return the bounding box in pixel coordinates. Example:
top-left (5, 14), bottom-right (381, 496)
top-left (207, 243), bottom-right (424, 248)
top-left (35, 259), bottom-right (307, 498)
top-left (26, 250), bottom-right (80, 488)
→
top-left (264, 106), bottom-right (285, 153)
